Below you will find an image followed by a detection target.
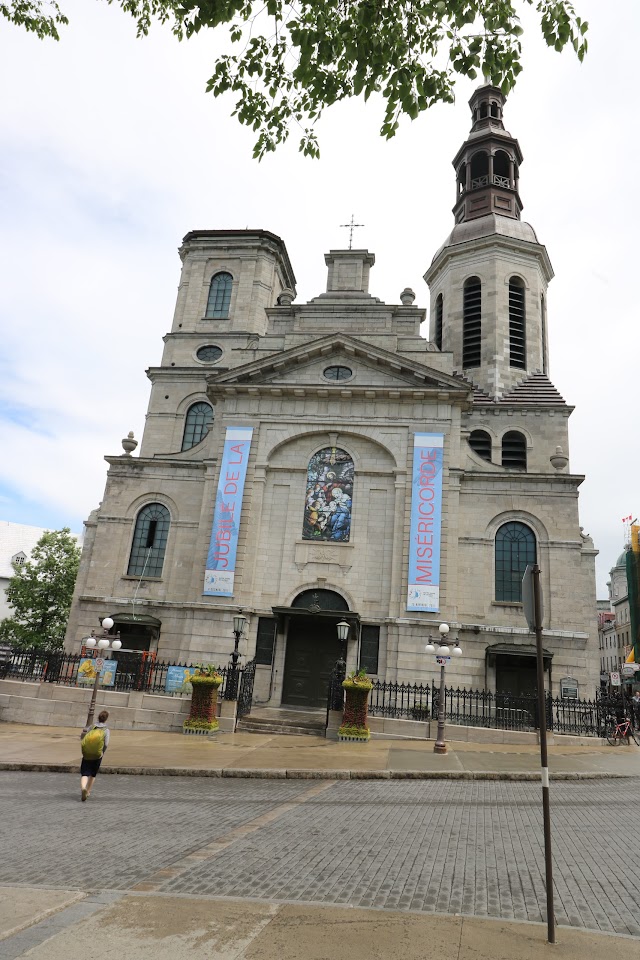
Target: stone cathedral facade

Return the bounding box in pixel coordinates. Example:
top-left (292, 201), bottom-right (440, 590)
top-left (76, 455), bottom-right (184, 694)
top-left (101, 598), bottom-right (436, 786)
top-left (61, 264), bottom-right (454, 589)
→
top-left (66, 85), bottom-right (599, 706)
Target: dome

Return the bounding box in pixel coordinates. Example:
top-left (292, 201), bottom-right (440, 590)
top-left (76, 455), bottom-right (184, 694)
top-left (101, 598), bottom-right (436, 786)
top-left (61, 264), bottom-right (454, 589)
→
top-left (431, 214), bottom-right (540, 264)
top-left (616, 548), bottom-right (629, 567)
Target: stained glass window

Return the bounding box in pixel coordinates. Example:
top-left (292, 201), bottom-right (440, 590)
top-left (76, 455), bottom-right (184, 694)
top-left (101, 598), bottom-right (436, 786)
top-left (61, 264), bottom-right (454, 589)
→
top-left (302, 447), bottom-right (354, 542)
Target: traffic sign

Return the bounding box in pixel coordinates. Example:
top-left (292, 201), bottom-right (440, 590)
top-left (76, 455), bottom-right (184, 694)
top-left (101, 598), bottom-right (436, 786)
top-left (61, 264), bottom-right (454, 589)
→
top-left (436, 656), bottom-right (451, 666)
top-left (610, 671), bottom-right (621, 686)
top-left (95, 658), bottom-right (105, 670)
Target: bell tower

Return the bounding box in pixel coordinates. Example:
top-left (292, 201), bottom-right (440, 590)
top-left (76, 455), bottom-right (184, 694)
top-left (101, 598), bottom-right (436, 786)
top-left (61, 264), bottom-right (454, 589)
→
top-left (425, 86), bottom-right (554, 399)
top-left (453, 85), bottom-right (523, 224)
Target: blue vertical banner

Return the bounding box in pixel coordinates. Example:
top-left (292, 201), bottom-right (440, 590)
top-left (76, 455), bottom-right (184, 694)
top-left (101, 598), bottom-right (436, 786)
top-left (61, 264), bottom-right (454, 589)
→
top-left (204, 426), bottom-right (254, 596)
top-left (407, 433), bottom-right (444, 612)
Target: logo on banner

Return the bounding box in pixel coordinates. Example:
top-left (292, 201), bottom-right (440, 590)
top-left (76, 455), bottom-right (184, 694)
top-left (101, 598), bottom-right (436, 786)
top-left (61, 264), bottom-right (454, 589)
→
top-left (204, 426), bottom-right (254, 597)
top-left (407, 433), bottom-right (444, 612)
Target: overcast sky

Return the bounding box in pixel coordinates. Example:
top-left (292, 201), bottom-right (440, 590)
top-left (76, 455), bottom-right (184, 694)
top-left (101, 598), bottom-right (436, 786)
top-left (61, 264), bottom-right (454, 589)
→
top-left (0, 0), bottom-right (637, 597)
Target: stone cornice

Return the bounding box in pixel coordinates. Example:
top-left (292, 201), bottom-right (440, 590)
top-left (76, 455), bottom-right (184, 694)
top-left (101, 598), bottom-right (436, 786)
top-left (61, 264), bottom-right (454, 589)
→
top-left (207, 383), bottom-right (470, 405)
top-left (425, 232), bottom-right (553, 284)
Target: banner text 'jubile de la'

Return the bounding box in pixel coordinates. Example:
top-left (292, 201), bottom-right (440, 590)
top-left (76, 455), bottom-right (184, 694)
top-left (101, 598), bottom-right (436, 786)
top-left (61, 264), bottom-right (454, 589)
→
top-left (407, 432), bottom-right (444, 612)
top-left (204, 426), bottom-right (254, 597)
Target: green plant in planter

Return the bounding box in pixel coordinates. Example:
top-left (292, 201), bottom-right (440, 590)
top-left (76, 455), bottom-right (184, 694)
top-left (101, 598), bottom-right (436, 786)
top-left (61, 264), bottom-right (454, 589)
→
top-left (183, 664), bottom-right (223, 732)
top-left (339, 669), bottom-right (373, 741)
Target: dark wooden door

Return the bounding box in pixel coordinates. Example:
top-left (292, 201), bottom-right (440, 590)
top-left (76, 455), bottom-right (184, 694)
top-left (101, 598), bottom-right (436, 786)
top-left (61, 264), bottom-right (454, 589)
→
top-left (282, 622), bottom-right (343, 707)
top-left (496, 655), bottom-right (537, 696)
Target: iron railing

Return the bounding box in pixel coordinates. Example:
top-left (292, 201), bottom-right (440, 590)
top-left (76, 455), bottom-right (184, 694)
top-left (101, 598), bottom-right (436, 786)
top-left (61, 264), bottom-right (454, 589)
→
top-left (237, 660), bottom-right (256, 719)
top-left (0, 649), bottom-right (235, 698)
top-left (365, 679), bottom-right (623, 738)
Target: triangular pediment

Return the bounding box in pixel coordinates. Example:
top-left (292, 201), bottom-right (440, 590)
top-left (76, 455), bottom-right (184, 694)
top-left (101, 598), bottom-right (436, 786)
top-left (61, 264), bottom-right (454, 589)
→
top-left (206, 334), bottom-right (470, 396)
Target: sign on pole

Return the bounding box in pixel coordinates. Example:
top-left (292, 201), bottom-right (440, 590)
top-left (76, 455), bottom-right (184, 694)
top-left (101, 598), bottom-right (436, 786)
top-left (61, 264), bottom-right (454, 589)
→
top-left (522, 565), bottom-right (543, 631)
top-left (610, 672), bottom-right (621, 687)
top-left (435, 656), bottom-right (451, 666)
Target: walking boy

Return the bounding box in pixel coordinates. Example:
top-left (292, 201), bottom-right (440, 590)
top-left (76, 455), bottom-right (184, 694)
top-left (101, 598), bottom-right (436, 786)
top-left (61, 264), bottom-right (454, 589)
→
top-left (80, 710), bottom-right (110, 801)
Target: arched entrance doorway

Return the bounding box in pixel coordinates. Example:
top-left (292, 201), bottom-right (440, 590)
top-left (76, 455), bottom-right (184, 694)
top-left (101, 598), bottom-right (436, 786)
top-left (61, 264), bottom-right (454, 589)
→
top-left (281, 590), bottom-right (351, 708)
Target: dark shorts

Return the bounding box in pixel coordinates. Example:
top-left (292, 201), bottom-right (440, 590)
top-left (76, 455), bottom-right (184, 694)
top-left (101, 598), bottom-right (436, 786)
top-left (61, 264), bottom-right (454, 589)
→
top-left (80, 757), bottom-right (103, 778)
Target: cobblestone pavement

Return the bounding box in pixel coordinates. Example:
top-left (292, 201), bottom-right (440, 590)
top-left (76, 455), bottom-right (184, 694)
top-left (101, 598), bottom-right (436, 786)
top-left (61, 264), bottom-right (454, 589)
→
top-left (2, 773), bottom-right (639, 937)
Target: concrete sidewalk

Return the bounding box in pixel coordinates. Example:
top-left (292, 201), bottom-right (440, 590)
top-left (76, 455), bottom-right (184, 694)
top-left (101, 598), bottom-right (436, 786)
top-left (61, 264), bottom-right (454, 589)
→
top-left (2, 888), bottom-right (638, 959)
top-left (1, 722), bottom-right (639, 779)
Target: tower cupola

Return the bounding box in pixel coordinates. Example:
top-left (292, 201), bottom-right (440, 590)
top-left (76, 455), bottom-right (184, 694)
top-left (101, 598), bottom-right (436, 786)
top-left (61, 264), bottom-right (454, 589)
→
top-left (452, 85), bottom-right (524, 224)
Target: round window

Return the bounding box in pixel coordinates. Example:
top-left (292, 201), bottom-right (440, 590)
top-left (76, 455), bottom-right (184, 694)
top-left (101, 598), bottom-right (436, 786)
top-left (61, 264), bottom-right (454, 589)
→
top-left (323, 365), bottom-right (353, 381)
top-left (196, 345), bottom-right (223, 362)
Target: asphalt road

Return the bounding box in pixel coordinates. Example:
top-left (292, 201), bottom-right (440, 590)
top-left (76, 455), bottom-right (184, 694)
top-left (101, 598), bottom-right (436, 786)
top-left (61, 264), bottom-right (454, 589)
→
top-left (1, 772), bottom-right (638, 937)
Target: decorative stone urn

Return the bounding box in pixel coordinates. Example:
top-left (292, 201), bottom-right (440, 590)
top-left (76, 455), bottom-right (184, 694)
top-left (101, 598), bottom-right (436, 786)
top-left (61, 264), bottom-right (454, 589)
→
top-left (183, 667), bottom-right (223, 735)
top-left (338, 670), bottom-right (373, 742)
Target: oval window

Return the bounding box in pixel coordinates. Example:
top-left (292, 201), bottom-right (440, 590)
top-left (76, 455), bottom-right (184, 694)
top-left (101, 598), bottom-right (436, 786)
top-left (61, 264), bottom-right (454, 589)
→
top-left (196, 345), bottom-right (223, 362)
top-left (323, 365), bottom-right (352, 381)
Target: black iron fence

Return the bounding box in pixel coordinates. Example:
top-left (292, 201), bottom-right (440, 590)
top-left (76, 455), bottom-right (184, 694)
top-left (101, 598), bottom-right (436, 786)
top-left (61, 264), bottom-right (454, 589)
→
top-left (366, 679), bottom-right (623, 738)
top-left (0, 649), bottom-right (238, 698)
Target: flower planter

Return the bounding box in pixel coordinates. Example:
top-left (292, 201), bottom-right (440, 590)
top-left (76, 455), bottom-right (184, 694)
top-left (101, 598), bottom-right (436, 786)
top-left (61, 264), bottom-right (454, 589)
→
top-left (338, 674), bottom-right (373, 742)
top-left (183, 674), bottom-right (222, 734)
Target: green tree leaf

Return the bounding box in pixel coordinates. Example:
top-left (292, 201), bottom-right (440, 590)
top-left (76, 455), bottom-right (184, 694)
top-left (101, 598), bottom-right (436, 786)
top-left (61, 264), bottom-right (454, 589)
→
top-left (0, 529), bottom-right (81, 650)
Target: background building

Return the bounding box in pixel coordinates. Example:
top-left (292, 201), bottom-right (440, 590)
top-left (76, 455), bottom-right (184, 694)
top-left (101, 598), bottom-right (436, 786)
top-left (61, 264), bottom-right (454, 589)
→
top-left (66, 85), bottom-right (600, 704)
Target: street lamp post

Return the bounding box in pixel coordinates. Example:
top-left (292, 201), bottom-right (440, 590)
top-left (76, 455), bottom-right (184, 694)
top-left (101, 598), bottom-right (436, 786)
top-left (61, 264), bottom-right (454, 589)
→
top-left (82, 617), bottom-right (122, 729)
top-left (226, 613), bottom-right (247, 700)
top-left (425, 623), bottom-right (462, 755)
top-left (328, 620), bottom-right (350, 713)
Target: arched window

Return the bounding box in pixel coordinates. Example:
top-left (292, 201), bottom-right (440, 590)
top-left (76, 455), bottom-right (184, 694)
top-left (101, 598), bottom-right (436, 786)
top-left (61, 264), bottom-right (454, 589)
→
top-left (434, 293), bottom-right (443, 350)
top-left (502, 431), bottom-right (527, 470)
top-left (182, 402), bottom-right (213, 451)
top-left (457, 163), bottom-right (466, 196)
top-left (469, 430), bottom-right (491, 462)
top-left (127, 503), bottom-right (171, 577)
top-left (509, 277), bottom-right (526, 368)
top-left (292, 589), bottom-right (349, 612)
top-left (490, 102), bottom-right (499, 118)
top-left (480, 102), bottom-right (488, 119)
top-left (303, 447), bottom-right (354, 542)
top-left (470, 152), bottom-right (489, 184)
top-left (463, 277), bottom-right (482, 368)
top-left (494, 150), bottom-right (510, 182)
top-left (495, 521), bottom-right (536, 602)
top-left (205, 272), bottom-right (233, 319)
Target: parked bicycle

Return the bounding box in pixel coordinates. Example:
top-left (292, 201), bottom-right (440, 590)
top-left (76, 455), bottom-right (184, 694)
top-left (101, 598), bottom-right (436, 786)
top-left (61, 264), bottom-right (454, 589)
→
top-left (605, 714), bottom-right (640, 746)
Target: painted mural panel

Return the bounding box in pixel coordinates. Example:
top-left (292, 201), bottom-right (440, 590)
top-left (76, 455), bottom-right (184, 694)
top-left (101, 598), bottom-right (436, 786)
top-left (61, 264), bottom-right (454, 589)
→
top-left (302, 447), bottom-right (354, 542)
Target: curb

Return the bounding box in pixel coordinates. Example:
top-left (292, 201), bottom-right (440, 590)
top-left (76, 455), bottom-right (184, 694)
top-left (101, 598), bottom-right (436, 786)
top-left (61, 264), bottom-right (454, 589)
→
top-left (0, 761), bottom-right (633, 781)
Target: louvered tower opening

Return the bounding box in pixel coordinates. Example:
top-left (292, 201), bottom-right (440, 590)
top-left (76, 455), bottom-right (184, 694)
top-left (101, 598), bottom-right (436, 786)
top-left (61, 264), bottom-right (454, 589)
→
top-left (463, 277), bottom-right (482, 368)
top-left (469, 430), bottom-right (492, 462)
top-left (435, 293), bottom-right (443, 349)
top-left (501, 431), bottom-right (527, 470)
top-left (509, 278), bottom-right (526, 368)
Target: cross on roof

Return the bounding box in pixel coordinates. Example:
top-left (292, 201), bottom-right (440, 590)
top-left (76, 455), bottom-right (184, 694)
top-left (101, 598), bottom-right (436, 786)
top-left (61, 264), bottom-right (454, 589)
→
top-left (340, 214), bottom-right (364, 250)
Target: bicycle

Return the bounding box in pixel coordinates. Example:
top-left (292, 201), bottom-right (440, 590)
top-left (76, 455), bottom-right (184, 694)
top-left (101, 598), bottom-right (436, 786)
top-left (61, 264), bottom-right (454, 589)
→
top-left (605, 714), bottom-right (640, 746)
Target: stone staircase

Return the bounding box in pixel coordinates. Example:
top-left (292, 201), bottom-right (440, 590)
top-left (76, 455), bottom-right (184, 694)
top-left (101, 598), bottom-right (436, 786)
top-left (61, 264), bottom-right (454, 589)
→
top-left (236, 711), bottom-right (326, 738)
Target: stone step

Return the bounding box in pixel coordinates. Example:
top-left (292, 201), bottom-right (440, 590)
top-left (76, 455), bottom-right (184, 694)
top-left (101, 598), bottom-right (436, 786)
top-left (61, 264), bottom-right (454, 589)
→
top-left (236, 720), bottom-right (325, 737)
top-left (246, 715), bottom-right (325, 731)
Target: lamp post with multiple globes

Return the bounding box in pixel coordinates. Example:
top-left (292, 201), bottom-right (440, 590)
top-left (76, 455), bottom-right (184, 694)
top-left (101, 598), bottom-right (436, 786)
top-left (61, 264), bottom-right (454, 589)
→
top-left (425, 623), bottom-right (462, 755)
top-left (81, 617), bottom-right (122, 729)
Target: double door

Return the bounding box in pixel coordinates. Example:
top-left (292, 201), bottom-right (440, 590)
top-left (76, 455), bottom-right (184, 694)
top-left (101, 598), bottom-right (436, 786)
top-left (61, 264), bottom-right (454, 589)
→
top-left (282, 621), bottom-right (343, 708)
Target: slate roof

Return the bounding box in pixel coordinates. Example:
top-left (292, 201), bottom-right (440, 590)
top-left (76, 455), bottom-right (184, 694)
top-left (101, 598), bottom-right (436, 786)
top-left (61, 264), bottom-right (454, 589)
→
top-left (498, 372), bottom-right (566, 405)
top-left (453, 371), bottom-right (567, 405)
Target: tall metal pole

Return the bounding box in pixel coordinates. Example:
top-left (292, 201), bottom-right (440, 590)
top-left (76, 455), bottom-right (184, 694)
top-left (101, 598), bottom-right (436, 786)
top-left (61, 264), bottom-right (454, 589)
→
top-left (533, 563), bottom-right (555, 944)
top-left (433, 663), bottom-right (447, 754)
top-left (85, 670), bottom-right (101, 730)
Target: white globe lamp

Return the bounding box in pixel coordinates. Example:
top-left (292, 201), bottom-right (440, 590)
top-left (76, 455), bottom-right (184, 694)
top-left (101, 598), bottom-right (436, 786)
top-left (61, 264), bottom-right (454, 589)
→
top-left (84, 637), bottom-right (96, 648)
top-left (97, 638), bottom-right (109, 650)
top-left (111, 639), bottom-right (122, 651)
top-left (101, 617), bottom-right (114, 630)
